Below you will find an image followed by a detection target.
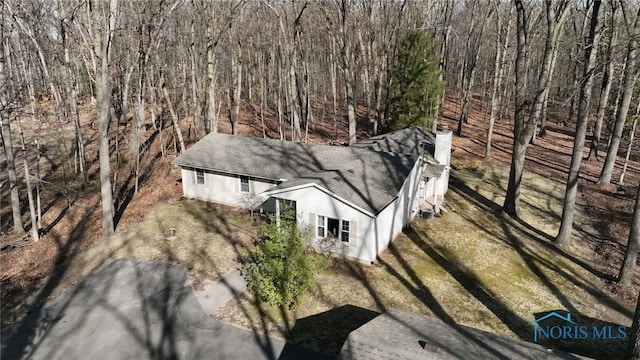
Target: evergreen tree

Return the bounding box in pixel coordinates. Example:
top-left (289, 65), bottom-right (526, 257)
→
top-left (388, 30), bottom-right (444, 131)
top-left (241, 211), bottom-right (330, 310)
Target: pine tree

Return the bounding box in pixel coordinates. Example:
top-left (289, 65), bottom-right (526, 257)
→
top-left (388, 30), bottom-right (443, 131)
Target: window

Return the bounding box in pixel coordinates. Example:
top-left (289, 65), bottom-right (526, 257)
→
top-left (327, 218), bottom-right (339, 237)
top-left (317, 216), bottom-right (350, 243)
top-left (196, 169), bottom-right (205, 185)
top-left (341, 221), bottom-right (350, 242)
top-left (240, 176), bottom-right (250, 193)
top-left (317, 216), bottom-right (326, 237)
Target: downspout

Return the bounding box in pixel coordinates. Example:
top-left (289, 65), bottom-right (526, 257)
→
top-left (433, 177), bottom-right (438, 212)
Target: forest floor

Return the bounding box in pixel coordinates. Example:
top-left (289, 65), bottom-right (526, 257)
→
top-left (1, 94), bottom-right (639, 359)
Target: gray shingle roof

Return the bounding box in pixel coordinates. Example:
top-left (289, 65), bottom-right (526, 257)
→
top-left (340, 308), bottom-right (587, 360)
top-left (173, 133), bottom-right (417, 215)
top-left (351, 127), bottom-right (438, 163)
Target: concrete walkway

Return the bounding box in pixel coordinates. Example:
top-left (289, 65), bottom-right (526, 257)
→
top-left (196, 269), bottom-right (247, 314)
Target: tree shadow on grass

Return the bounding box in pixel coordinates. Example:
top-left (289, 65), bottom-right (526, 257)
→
top-left (450, 174), bottom-right (616, 283)
top-left (402, 227), bottom-right (531, 340)
top-left (449, 176), bottom-right (632, 319)
top-left (373, 232), bottom-right (566, 360)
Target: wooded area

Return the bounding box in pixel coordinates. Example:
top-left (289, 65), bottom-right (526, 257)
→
top-left (3, 0), bottom-right (640, 347)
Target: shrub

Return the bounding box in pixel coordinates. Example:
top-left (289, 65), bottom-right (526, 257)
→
top-left (241, 212), bottom-right (330, 310)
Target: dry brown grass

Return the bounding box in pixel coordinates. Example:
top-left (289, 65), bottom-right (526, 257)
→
top-left (0, 199), bottom-right (259, 329)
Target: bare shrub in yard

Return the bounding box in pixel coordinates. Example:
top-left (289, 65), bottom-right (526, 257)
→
top-left (240, 194), bottom-right (265, 221)
top-left (313, 236), bottom-right (349, 257)
top-left (240, 210), bottom-right (331, 311)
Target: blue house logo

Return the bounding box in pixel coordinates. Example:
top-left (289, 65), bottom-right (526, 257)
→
top-left (530, 311), bottom-right (627, 342)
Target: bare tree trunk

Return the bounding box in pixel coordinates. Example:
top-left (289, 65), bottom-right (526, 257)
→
top-left (58, 5), bottom-right (88, 181)
top-left (536, 46), bottom-right (560, 139)
top-left (230, 49), bottom-right (242, 135)
top-left (189, 21), bottom-right (202, 139)
top-left (619, 180), bottom-right (640, 285)
top-left (277, 66), bottom-right (284, 140)
top-left (71, 71), bottom-right (87, 181)
top-left (340, 0), bottom-right (357, 145)
top-left (486, 13), bottom-right (511, 158)
top-left (555, 1), bottom-right (601, 246)
top-left (289, 57), bottom-right (302, 142)
top-left (458, 1), bottom-right (493, 136)
top-left (457, 67), bottom-right (476, 135)
top-left (16, 118), bottom-right (39, 242)
top-left (1, 119), bottom-right (24, 234)
top-left (259, 55), bottom-right (266, 138)
top-left (503, 0), bottom-right (570, 218)
top-left (503, 0), bottom-right (531, 217)
top-left (357, 26), bottom-right (373, 129)
top-left (18, 44), bottom-right (44, 231)
top-left (35, 117), bottom-right (42, 229)
top-left (92, 0), bottom-right (119, 237)
top-left (627, 291), bottom-right (640, 358)
top-left (162, 81), bottom-right (186, 153)
top-left (206, 7), bottom-right (218, 134)
top-left (330, 38), bottom-right (339, 138)
top-left (1, 4), bottom-right (24, 235)
top-left (619, 97), bottom-right (640, 185)
top-left (528, 1), bottom-right (570, 141)
top-left (598, 5), bottom-right (640, 185)
top-left (564, 9), bottom-right (592, 127)
top-left (588, 3), bottom-right (618, 161)
top-left (133, 78), bottom-right (144, 194)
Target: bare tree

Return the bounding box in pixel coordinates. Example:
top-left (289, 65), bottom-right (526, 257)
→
top-left (456, 0), bottom-right (494, 137)
top-left (555, 0), bottom-right (602, 246)
top-left (205, 0), bottom-right (244, 134)
top-left (588, 2), bottom-right (619, 161)
top-left (0, 2), bottom-right (24, 235)
top-left (206, 3), bottom-right (219, 134)
top-left (91, 0), bottom-right (119, 237)
top-left (16, 117), bottom-right (39, 242)
top-left (597, 2), bottom-right (640, 185)
top-left (263, 0), bottom-right (304, 142)
top-left (628, 291), bottom-right (640, 358)
top-left (619, 97), bottom-right (640, 185)
top-left (503, 0), bottom-right (571, 218)
top-left (161, 77), bottom-right (186, 154)
top-left (339, 0), bottom-right (357, 145)
top-left (228, 42), bottom-right (242, 135)
top-left (619, 179), bottom-right (640, 285)
top-left (485, 4), bottom-right (511, 158)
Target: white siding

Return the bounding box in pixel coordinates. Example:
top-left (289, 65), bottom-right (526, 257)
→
top-left (271, 186), bottom-right (376, 262)
top-left (371, 160), bottom-right (422, 259)
top-left (179, 141), bottom-right (433, 263)
top-left (435, 131), bottom-right (452, 196)
top-left (181, 168), bottom-right (277, 207)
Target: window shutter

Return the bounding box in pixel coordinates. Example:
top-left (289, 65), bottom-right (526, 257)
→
top-left (349, 220), bottom-right (357, 246)
top-left (309, 213), bottom-right (316, 234)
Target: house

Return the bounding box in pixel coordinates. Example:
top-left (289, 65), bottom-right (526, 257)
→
top-left (172, 128), bottom-right (452, 263)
